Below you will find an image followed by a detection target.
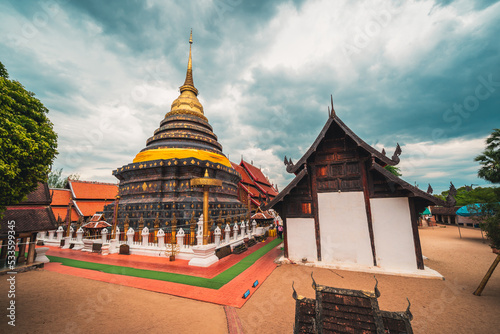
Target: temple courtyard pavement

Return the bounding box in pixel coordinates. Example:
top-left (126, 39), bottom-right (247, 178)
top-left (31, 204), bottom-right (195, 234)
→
top-left (1, 226), bottom-right (499, 333)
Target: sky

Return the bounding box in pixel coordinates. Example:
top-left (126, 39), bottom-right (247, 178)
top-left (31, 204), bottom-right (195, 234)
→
top-left (1, 0), bottom-right (499, 194)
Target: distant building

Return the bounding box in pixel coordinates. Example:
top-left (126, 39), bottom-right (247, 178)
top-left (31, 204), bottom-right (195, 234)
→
top-left (430, 206), bottom-right (460, 226)
top-left (0, 183), bottom-right (57, 265)
top-left (265, 103), bottom-right (445, 271)
top-left (50, 180), bottom-right (118, 223)
top-left (231, 160), bottom-right (279, 211)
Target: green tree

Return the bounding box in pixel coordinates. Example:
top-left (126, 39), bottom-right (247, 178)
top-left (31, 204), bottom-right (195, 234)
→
top-left (435, 186), bottom-right (500, 206)
top-left (47, 168), bottom-right (65, 188)
top-left (0, 61), bottom-right (58, 214)
top-left (475, 129), bottom-right (500, 183)
top-left (384, 165), bottom-right (402, 177)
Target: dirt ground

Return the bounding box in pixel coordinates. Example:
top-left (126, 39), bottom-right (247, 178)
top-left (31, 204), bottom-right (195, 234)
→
top-left (1, 225), bottom-right (499, 333)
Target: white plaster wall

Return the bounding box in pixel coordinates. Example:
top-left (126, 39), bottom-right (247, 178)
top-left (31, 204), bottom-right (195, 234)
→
top-left (318, 192), bottom-right (373, 266)
top-left (370, 197), bottom-right (417, 270)
top-left (286, 218), bottom-right (317, 262)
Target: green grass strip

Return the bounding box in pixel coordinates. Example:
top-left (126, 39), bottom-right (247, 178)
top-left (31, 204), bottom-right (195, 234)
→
top-left (46, 238), bottom-right (281, 289)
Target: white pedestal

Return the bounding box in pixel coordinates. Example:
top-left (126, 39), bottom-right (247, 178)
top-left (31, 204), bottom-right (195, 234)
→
top-left (72, 242), bottom-right (84, 251)
top-left (82, 239), bottom-right (93, 252)
top-left (188, 244), bottom-right (219, 267)
top-left (35, 247), bottom-right (50, 263)
top-left (108, 239), bottom-right (119, 254)
top-left (62, 237), bottom-right (71, 249)
top-left (101, 244), bottom-right (110, 256)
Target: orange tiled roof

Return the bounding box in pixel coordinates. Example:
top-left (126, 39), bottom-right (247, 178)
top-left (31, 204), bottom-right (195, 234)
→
top-left (52, 207), bottom-right (79, 222)
top-left (82, 221), bottom-right (111, 229)
top-left (73, 200), bottom-right (110, 217)
top-left (51, 189), bottom-right (71, 206)
top-left (69, 180), bottom-right (118, 200)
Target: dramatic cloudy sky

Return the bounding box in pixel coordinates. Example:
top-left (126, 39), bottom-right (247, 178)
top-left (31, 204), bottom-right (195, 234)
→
top-left (1, 0), bottom-right (499, 194)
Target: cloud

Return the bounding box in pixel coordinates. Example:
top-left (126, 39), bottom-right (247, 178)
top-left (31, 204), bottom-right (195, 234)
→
top-left (0, 0), bottom-right (498, 194)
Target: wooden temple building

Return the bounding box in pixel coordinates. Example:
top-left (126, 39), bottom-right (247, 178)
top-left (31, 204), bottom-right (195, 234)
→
top-left (231, 159), bottom-right (279, 211)
top-left (50, 180), bottom-right (118, 224)
top-left (103, 32), bottom-right (246, 228)
top-left (264, 100), bottom-right (446, 271)
top-left (0, 183), bottom-right (57, 267)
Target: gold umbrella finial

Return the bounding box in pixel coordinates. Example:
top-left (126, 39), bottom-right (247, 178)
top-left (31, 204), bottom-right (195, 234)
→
top-left (189, 28), bottom-right (193, 44)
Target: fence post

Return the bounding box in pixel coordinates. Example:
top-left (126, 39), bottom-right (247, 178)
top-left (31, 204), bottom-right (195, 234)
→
top-left (56, 226), bottom-right (64, 241)
top-left (127, 227), bottom-right (135, 246)
top-left (157, 228), bottom-right (165, 248)
top-left (233, 223), bottom-right (238, 241)
top-left (224, 224), bottom-right (231, 244)
top-left (141, 227), bottom-right (149, 247)
top-left (240, 221), bottom-right (245, 238)
top-left (214, 226), bottom-right (221, 246)
top-left (101, 228), bottom-right (108, 244)
top-left (177, 228), bottom-right (185, 247)
top-left (76, 227), bottom-right (84, 242)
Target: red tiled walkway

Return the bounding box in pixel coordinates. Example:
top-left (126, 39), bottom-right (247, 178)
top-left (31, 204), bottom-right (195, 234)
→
top-left (43, 240), bottom-right (282, 308)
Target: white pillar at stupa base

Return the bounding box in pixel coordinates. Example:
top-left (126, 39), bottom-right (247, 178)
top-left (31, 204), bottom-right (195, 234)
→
top-left (188, 243), bottom-right (219, 267)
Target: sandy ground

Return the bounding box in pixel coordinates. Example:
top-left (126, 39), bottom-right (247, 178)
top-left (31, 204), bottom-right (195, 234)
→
top-left (1, 225), bottom-right (499, 333)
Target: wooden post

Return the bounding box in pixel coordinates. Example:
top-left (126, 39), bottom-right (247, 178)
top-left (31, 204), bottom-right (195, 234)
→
top-left (360, 160), bottom-right (377, 267)
top-left (309, 165), bottom-right (322, 261)
top-left (409, 198), bottom-right (425, 270)
top-left (17, 237), bottom-right (27, 264)
top-left (203, 187), bottom-right (209, 245)
top-left (66, 202), bottom-right (73, 237)
top-left (111, 196), bottom-right (120, 239)
top-left (473, 254), bottom-right (500, 296)
top-left (26, 232), bottom-right (37, 265)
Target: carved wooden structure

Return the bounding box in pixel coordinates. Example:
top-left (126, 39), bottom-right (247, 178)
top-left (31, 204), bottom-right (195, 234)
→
top-left (265, 98), bottom-right (446, 270)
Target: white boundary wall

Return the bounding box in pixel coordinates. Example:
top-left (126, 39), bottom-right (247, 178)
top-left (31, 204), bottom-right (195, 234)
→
top-left (318, 192), bottom-right (373, 266)
top-left (370, 197), bottom-right (417, 270)
top-left (286, 218), bottom-right (317, 262)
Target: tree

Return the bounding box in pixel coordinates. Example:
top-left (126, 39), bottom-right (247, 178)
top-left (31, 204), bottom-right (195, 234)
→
top-left (435, 186), bottom-right (500, 206)
top-left (0, 61), bottom-right (58, 215)
top-left (47, 168), bottom-right (80, 188)
top-left (475, 128), bottom-right (500, 183)
top-left (471, 129), bottom-right (500, 295)
top-left (47, 168), bottom-right (65, 188)
top-left (384, 165), bottom-right (402, 177)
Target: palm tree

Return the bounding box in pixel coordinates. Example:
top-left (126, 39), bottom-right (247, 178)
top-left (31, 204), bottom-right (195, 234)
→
top-left (475, 128), bottom-right (500, 183)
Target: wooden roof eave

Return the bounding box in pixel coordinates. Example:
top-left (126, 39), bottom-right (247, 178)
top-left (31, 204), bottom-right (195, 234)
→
top-left (370, 163), bottom-right (447, 206)
top-left (286, 115), bottom-right (398, 174)
top-left (263, 168), bottom-right (308, 211)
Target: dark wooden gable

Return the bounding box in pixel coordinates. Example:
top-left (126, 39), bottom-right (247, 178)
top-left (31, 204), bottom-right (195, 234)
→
top-left (310, 121), bottom-right (371, 193)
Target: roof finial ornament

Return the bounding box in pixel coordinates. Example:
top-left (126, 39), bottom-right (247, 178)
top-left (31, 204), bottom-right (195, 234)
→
top-left (391, 143), bottom-right (402, 165)
top-left (180, 29), bottom-right (198, 95)
top-left (330, 94), bottom-right (336, 118)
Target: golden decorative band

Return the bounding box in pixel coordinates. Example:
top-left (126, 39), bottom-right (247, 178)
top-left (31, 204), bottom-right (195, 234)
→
top-left (133, 148), bottom-right (232, 167)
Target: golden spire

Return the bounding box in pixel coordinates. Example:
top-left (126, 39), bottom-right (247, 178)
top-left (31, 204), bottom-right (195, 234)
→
top-left (180, 29), bottom-right (198, 95)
